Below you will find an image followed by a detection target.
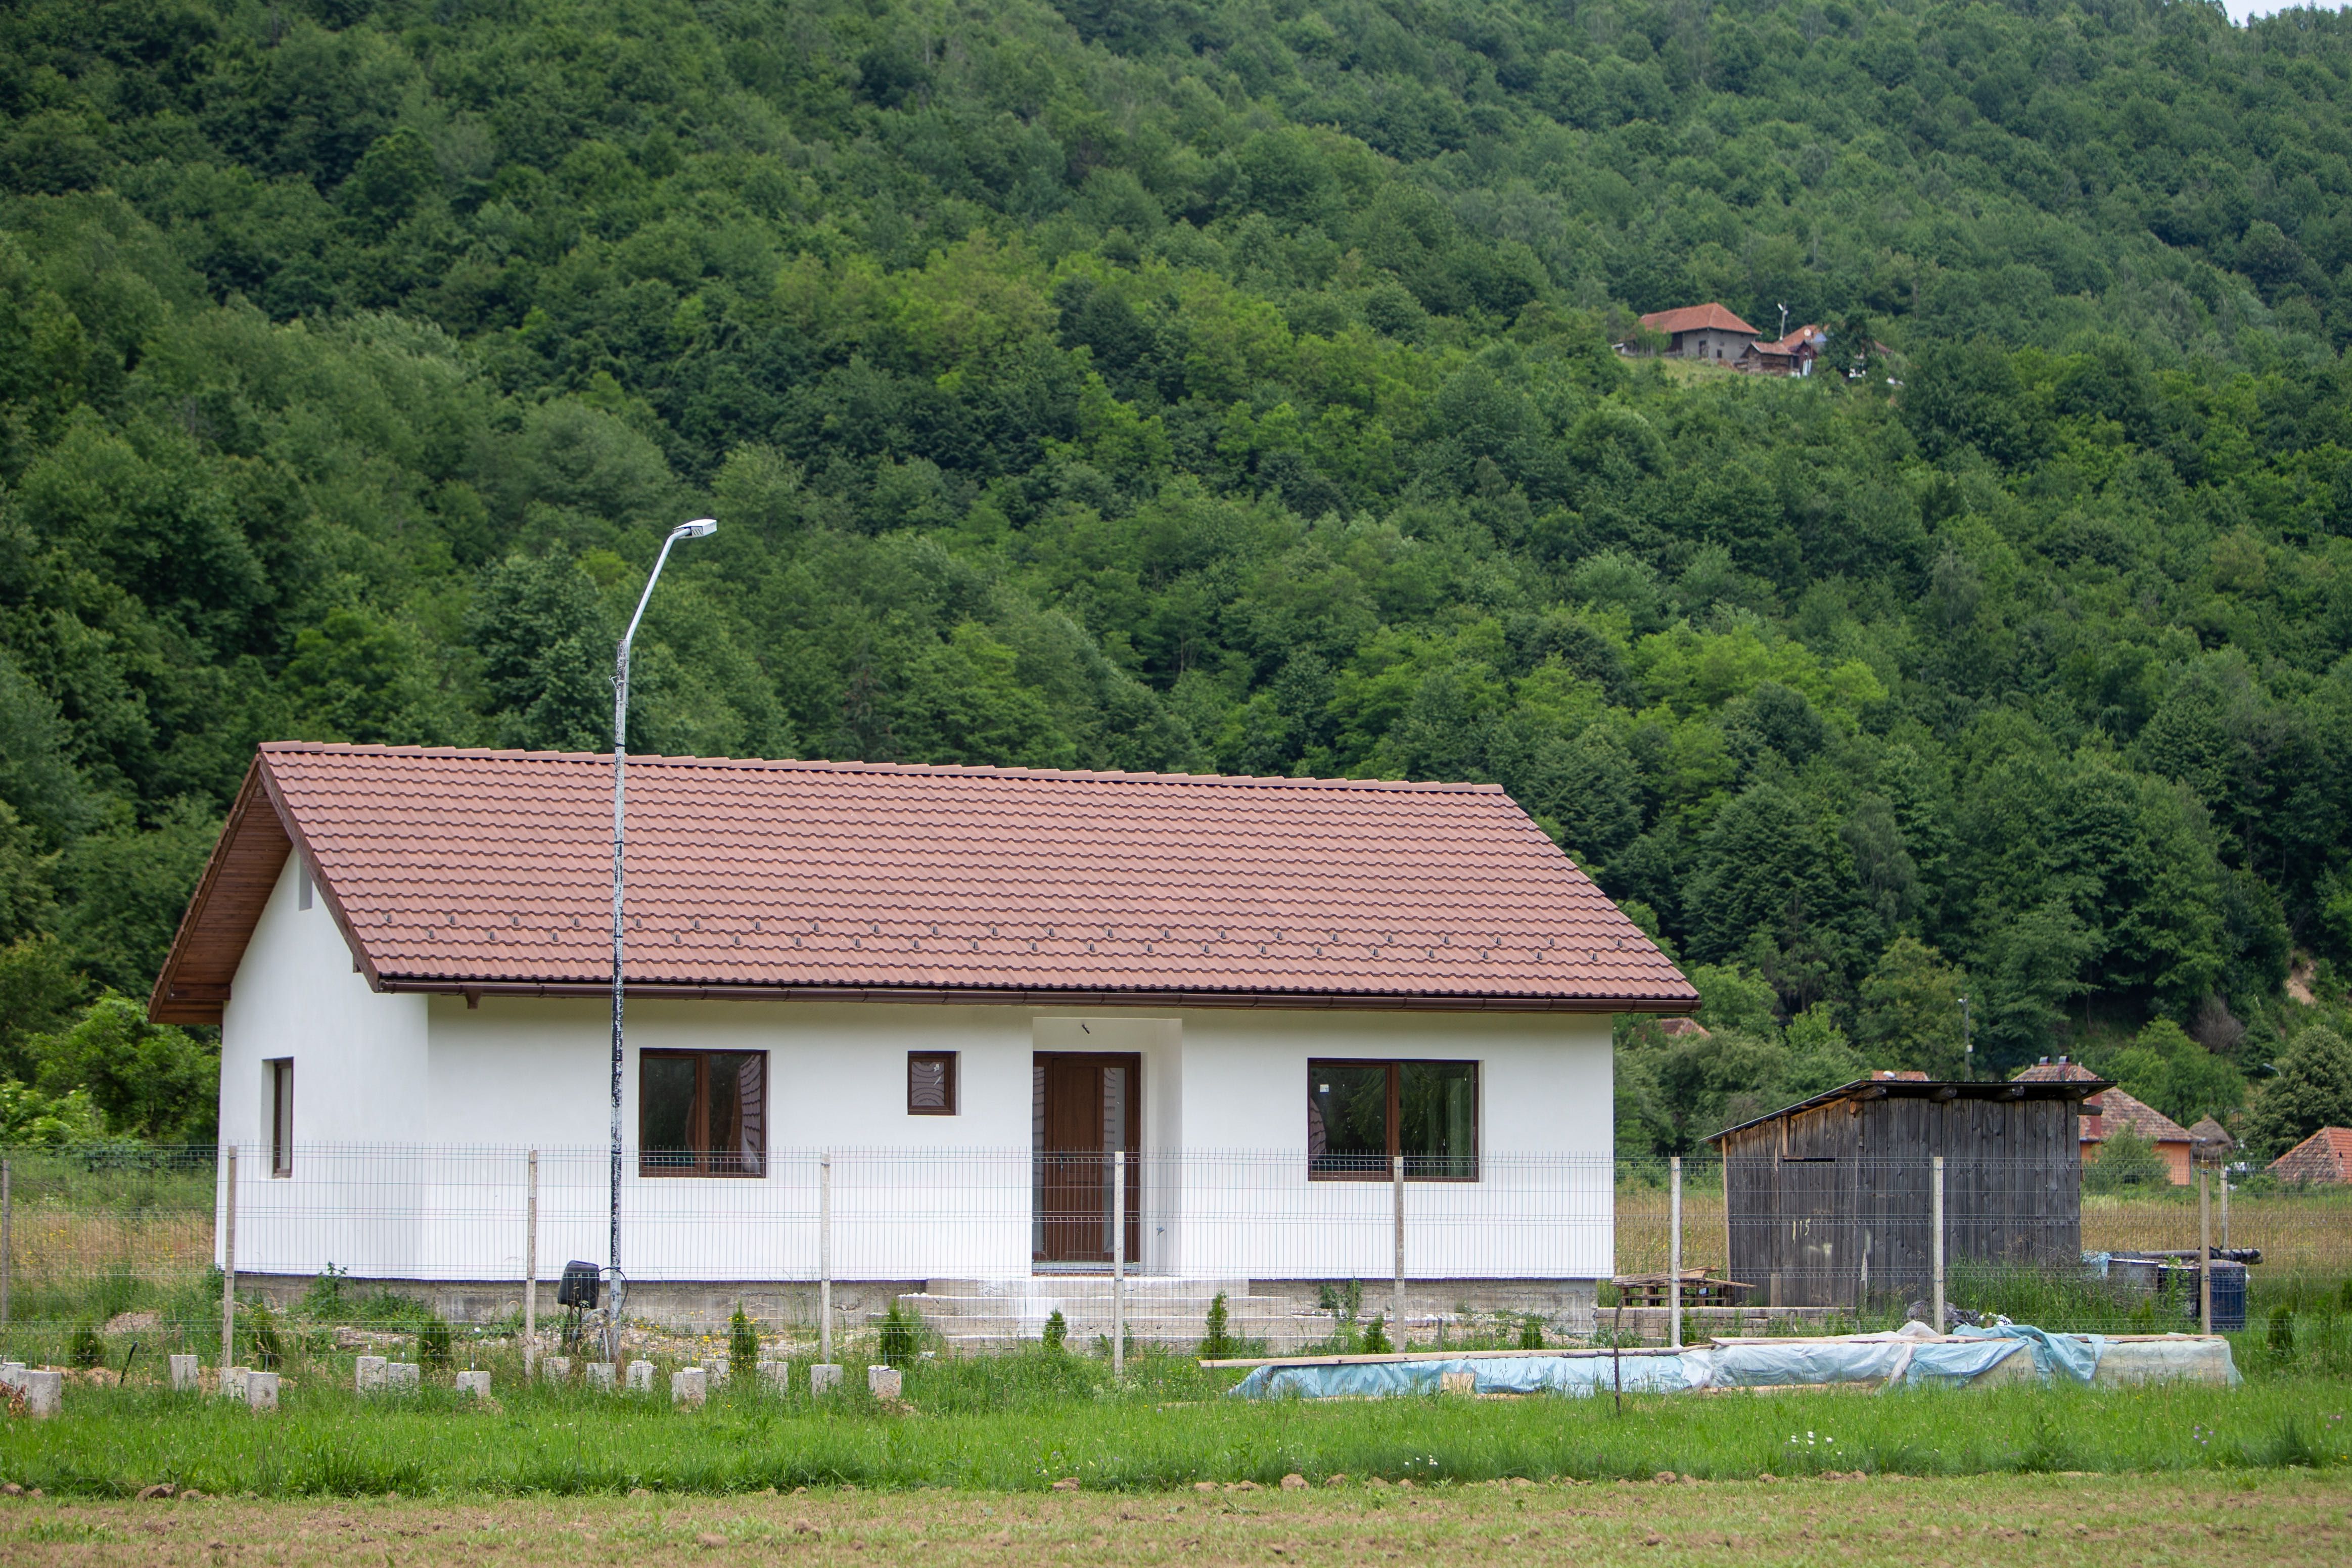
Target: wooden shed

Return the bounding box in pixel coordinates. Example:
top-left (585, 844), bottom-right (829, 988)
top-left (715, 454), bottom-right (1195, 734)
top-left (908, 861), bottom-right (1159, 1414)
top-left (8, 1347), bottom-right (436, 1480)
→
top-left (1703, 1074), bottom-right (2106, 1309)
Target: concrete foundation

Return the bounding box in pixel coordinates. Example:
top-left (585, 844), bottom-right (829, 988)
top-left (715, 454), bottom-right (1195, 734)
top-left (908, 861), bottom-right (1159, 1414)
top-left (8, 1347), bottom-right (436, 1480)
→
top-left (355, 1356), bottom-right (387, 1392)
top-left (672, 1368), bottom-right (707, 1407)
top-left (386, 1362), bottom-right (421, 1392)
top-left (455, 1370), bottom-right (491, 1398)
top-left (757, 1359), bottom-right (789, 1392)
top-left (586, 1362), bottom-right (615, 1392)
top-left (245, 1371), bottom-right (279, 1413)
top-left (625, 1359), bottom-right (654, 1392)
top-left (21, 1370), bottom-right (60, 1418)
top-left (866, 1365), bottom-right (902, 1400)
top-left (541, 1356), bottom-right (572, 1382)
top-left (220, 1367), bottom-right (248, 1401)
top-left (810, 1363), bottom-right (842, 1395)
top-left (168, 1355), bottom-right (199, 1392)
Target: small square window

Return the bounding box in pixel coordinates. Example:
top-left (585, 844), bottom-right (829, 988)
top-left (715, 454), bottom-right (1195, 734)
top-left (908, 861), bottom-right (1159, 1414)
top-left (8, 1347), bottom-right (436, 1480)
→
top-left (908, 1051), bottom-right (957, 1115)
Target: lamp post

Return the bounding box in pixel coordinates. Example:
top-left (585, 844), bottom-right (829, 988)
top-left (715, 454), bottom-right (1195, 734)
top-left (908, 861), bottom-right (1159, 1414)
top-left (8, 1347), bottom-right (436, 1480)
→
top-left (607, 517), bottom-right (716, 1364)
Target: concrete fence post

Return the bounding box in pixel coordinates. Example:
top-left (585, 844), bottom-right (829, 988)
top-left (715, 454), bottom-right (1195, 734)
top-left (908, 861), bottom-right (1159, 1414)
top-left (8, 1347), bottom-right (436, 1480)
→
top-left (819, 1151), bottom-right (833, 1366)
top-left (1930, 1155), bottom-right (1946, 1332)
top-left (523, 1149), bottom-right (539, 1378)
top-left (2198, 1168), bottom-right (2212, 1335)
top-left (1669, 1156), bottom-right (1683, 1349)
top-left (221, 1145), bottom-right (237, 1373)
top-left (1392, 1153), bottom-right (1405, 1345)
top-left (2220, 1163), bottom-right (2231, 1251)
top-left (1111, 1153), bottom-right (1125, 1378)
top-left (2, 1154), bottom-right (12, 1331)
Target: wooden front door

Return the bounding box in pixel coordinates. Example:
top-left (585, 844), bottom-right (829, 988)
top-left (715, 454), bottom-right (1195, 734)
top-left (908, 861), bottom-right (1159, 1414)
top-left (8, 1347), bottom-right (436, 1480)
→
top-left (1034, 1053), bottom-right (1141, 1268)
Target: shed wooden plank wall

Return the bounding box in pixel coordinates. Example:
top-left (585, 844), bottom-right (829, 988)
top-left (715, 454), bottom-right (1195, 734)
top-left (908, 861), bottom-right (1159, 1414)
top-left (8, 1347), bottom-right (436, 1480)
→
top-left (1719, 1093), bottom-right (2083, 1309)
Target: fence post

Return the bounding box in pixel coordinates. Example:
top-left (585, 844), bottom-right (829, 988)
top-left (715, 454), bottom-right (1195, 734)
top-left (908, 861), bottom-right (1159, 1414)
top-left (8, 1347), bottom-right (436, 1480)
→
top-left (819, 1151), bottom-right (833, 1365)
top-left (2220, 1164), bottom-right (2230, 1251)
top-left (1111, 1154), bottom-right (1125, 1377)
top-left (221, 1144), bottom-right (238, 1372)
top-left (1392, 1152), bottom-right (1405, 1346)
top-left (2, 1155), bottom-right (11, 1332)
top-left (1930, 1155), bottom-right (1945, 1333)
top-left (523, 1149), bottom-right (539, 1377)
top-left (2198, 1167), bottom-right (2212, 1335)
top-left (1669, 1156), bottom-right (1683, 1350)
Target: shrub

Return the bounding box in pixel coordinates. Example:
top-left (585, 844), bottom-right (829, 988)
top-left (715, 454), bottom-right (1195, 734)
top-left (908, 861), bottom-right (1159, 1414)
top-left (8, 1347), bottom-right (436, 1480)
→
top-left (298, 1264), bottom-right (347, 1321)
top-left (2269, 1305), bottom-right (2296, 1362)
top-left (1202, 1292), bottom-right (1234, 1359)
top-left (879, 1301), bottom-right (917, 1368)
top-left (419, 1314), bottom-right (453, 1371)
top-left (1042, 1308), bottom-right (1067, 1352)
top-left (729, 1301), bottom-right (760, 1375)
top-left (244, 1300), bottom-right (284, 1370)
top-left (69, 1324), bottom-right (104, 1369)
top-left (2085, 1127), bottom-right (2170, 1193)
top-left (1518, 1314), bottom-right (1544, 1350)
top-left (1359, 1311), bottom-right (1392, 1354)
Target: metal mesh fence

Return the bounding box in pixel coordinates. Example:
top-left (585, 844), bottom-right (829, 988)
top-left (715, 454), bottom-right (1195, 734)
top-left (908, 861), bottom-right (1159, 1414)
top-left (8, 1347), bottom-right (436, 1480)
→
top-left (0, 1144), bottom-right (2343, 1372)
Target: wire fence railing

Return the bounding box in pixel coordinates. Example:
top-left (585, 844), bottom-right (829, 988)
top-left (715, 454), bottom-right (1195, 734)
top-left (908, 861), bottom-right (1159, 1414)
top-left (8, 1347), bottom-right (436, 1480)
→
top-left (0, 1144), bottom-right (2345, 1374)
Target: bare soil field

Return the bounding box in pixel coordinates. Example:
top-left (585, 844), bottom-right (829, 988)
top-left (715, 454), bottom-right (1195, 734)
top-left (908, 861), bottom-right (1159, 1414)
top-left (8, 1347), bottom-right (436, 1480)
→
top-left (0, 1471), bottom-right (2342, 1566)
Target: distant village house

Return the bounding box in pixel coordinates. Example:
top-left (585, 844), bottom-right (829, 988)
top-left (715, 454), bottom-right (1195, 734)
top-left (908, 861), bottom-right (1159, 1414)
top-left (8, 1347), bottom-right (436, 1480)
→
top-left (2268, 1127), bottom-right (2352, 1185)
top-left (1620, 304), bottom-right (1825, 375)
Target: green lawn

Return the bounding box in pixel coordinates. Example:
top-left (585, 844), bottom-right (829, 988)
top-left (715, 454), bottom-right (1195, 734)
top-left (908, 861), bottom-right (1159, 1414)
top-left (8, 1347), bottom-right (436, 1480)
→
top-left (0, 1355), bottom-right (2344, 1499)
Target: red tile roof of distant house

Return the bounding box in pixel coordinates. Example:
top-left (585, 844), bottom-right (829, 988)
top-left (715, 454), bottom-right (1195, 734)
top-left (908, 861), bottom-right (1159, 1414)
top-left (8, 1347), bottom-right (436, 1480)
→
top-left (1756, 324), bottom-right (1826, 355)
top-left (1638, 303), bottom-right (1761, 337)
top-left (2269, 1127), bottom-right (2352, 1184)
top-left (2080, 1088), bottom-right (2193, 1145)
top-left (151, 744), bottom-right (1699, 1023)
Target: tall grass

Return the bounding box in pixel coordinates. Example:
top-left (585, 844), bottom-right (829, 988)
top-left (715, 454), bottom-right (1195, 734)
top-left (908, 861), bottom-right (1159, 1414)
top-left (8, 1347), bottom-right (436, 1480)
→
top-left (0, 1363), bottom-right (2343, 1498)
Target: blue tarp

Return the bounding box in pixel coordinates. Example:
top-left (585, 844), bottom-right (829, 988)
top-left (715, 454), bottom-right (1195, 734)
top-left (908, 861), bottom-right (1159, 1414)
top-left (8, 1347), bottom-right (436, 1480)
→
top-left (1221, 1323), bottom-right (2131, 1400)
top-left (1949, 1322), bottom-right (2105, 1384)
top-left (1226, 1352), bottom-right (1702, 1401)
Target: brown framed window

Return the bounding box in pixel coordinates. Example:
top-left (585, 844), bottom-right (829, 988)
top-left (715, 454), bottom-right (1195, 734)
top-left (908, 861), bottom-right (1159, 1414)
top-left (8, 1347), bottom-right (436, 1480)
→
top-left (268, 1058), bottom-right (294, 1177)
top-left (908, 1051), bottom-right (957, 1115)
top-left (640, 1049), bottom-right (767, 1176)
top-left (1307, 1059), bottom-right (1478, 1180)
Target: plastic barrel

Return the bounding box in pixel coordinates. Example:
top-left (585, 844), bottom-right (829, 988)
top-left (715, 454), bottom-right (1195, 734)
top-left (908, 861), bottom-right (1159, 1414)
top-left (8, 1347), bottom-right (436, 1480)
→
top-left (2207, 1260), bottom-right (2247, 1333)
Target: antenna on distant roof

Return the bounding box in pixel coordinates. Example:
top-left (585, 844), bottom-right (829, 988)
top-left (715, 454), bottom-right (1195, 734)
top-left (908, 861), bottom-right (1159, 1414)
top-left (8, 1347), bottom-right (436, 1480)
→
top-left (1777, 302), bottom-right (1789, 341)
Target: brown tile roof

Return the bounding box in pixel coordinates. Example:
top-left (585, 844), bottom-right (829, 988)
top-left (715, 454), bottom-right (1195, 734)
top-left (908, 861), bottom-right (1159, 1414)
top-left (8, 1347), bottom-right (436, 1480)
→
top-left (2268, 1127), bottom-right (2352, 1184)
top-left (2080, 1087), bottom-right (2193, 1146)
top-left (2012, 1059), bottom-right (2104, 1084)
top-left (151, 744), bottom-right (1698, 1023)
top-left (1638, 303), bottom-right (1760, 337)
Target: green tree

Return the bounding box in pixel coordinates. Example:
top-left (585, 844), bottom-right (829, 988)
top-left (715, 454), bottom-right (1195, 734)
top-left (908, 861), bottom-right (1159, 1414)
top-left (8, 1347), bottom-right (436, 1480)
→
top-left (25, 990), bottom-right (217, 1142)
top-left (466, 556), bottom-right (615, 753)
top-left (1857, 938), bottom-right (1969, 1079)
top-left (2094, 1020), bottom-right (2246, 1128)
top-left (2243, 1026), bottom-right (2352, 1160)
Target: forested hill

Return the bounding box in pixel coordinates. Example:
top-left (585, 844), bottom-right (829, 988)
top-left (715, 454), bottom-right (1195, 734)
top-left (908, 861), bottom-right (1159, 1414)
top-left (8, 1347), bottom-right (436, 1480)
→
top-left (7, 0), bottom-right (2352, 1156)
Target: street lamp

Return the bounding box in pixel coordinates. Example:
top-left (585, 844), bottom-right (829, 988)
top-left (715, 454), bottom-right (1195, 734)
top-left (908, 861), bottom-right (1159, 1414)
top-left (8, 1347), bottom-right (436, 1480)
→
top-left (607, 517), bottom-right (715, 1363)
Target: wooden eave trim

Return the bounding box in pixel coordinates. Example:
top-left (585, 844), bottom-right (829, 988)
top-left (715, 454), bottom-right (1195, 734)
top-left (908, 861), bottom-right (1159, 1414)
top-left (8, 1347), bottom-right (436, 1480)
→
top-left (148, 759), bottom-right (286, 1025)
top-left (376, 978), bottom-right (1701, 1015)
top-left (253, 755), bottom-right (384, 997)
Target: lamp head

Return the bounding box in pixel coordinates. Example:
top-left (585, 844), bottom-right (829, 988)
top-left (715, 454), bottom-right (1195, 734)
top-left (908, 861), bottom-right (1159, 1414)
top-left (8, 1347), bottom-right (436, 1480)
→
top-left (675, 518), bottom-right (718, 538)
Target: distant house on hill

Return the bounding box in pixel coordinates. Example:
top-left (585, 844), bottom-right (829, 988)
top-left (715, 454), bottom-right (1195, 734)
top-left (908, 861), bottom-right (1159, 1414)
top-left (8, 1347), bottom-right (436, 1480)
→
top-left (1625, 303), bottom-right (1761, 363)
top-left (1741, 324), bottom-right (1826, 376)
top-left (2013, 1058), bottom-right (2195, 1184)
top-left (2269, 1127), bottom-right (2352, 1185)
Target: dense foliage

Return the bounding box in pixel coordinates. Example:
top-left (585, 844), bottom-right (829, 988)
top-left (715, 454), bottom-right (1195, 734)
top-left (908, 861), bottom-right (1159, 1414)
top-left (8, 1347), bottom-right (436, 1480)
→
top-left (8, 0), bottom-right (2352, 1149)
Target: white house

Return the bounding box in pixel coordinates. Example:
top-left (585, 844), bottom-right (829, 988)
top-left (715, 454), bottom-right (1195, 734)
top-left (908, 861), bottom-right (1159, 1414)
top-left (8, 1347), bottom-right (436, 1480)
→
top-left (155, 744), bottom-right (1694, 1335)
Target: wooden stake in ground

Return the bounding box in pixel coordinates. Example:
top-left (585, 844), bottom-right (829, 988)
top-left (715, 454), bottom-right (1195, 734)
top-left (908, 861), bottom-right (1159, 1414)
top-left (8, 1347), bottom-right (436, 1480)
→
top-left (2198, 1167), bottom-right (2212, 1335)
top-left (222, 1144), bottom-right (237, 1373)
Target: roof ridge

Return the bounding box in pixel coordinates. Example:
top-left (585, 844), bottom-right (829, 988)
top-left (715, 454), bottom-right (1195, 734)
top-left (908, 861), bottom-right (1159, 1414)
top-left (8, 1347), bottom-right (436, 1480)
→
top-left (256, 743), bottom-right (1508, 793)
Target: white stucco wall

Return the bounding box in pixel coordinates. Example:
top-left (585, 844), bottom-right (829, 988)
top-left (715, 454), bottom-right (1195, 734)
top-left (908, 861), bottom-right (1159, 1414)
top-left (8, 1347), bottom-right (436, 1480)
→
top-left (220, 900), bottom-right (1615, 1284)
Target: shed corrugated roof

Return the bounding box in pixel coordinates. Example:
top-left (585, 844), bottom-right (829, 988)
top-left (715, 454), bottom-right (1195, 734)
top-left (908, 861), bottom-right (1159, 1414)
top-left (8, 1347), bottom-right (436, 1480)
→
top-left (1638, 303), bottom-right (1761, 336)
top-left (151, 744), bottom-right (1697, 1022)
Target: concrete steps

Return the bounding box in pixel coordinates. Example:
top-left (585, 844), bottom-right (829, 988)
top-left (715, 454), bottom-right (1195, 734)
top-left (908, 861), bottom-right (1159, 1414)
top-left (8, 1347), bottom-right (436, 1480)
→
top-left (896, 1278), bottom-right (1348, 1352)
